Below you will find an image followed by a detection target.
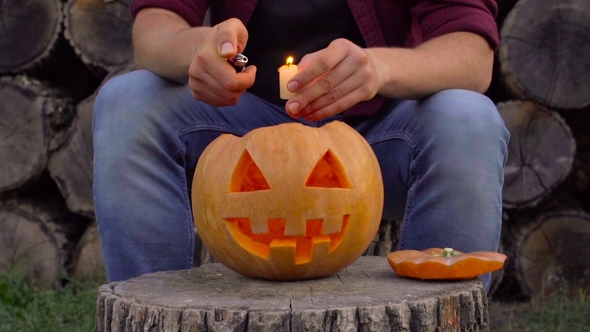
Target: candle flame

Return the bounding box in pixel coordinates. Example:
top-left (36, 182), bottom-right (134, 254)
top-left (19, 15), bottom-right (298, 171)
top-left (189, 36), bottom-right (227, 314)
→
top-left (286, 56), bottom-right (293, 66)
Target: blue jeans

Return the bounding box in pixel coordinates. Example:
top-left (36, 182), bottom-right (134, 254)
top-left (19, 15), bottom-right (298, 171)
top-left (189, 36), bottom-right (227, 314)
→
top-left (93, 70), bottom-right (509, 289)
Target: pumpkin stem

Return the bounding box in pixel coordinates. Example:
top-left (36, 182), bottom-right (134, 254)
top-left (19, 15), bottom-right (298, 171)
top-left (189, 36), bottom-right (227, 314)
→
top-left (441, 247), bottom-right (459, 257)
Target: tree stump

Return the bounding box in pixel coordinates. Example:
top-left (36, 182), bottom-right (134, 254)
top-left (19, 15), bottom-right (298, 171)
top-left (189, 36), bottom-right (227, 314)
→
top-left (96, 256), bottom-right (490, 332)
top-left (499, 0), bottom-right (590, 110)
top-left (0, 0), bottom-right (62, 73)
top-left (497, 100), bottom-right (576, 210)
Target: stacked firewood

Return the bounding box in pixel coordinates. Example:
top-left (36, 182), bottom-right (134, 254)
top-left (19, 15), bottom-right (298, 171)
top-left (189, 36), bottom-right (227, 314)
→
top-left (0, 0), bottom-right (134, 288)
top-left (486, 0), bottom-right (590, 300)
top-left (1, 0), bottom-right (589, 299)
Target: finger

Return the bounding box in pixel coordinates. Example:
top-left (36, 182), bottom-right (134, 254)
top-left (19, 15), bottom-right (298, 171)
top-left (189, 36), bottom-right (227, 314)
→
top-left (286, 57), bottom-right (355, 118)
top-left (297, 77), bottom-right (362, 117)
top-left (236, 64), bottom-right (257, 89)
top-left (289, 39), bottom-right (349, 92)
top-left (303, 64), bottom-right (376, 116)
top-left (191, 83), bottom-right (244, 106)
top-left (216, 18), bottom-right (249, 58)
top-left (208, 63), bottom-right (256, 94)
top-left (189, 74), bottom-right (243, 106)
top-left (190, 51), bottom-right (256, 92)
top-left (189, 66), bottom-right (256, 105)
top-left (288, 63), bottom-right (356, 117)
top-left (303, 89), bottom-right (366, 121)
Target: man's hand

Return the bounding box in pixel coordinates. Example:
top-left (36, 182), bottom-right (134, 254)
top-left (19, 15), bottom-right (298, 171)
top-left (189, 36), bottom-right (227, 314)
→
top-left (285, 32), bottom-right (494, 121)
top-left (188, 18), bottom-right (257, 107)
top-left (133, 10), bottom-right (256, 106)
top-left (285, 39), bottom-right (381, 121)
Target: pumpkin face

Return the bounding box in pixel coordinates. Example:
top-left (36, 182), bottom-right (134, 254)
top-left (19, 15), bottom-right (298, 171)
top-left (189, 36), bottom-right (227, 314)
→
top-left (387, 248), bottom-right (507, 280)
top-left (192, 121), bottom-right (384, 280)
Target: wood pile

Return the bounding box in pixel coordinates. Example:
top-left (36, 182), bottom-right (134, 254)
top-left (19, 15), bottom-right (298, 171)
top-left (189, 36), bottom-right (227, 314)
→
top-left (0, 0), bottom-right (134, 288)
top-left (487, 0), bottom-right (590, 301)
top-left (1, 0), bottom-right (589, 301)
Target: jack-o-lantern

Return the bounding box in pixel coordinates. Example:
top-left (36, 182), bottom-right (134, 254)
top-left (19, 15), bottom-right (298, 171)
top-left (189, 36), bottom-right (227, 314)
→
top-left (192, 121), bottom-right (384, 280)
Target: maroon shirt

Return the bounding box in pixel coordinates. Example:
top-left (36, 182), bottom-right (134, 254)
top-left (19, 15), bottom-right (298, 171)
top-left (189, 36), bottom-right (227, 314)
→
top-left (131, 0), bottom-right (499, 116)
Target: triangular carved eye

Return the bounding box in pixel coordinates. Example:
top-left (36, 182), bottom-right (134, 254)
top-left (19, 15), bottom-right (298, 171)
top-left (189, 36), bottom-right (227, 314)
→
top-left (229, 150), bottom-right (271, 192)
top-left (305, 150), bottom-right (351, 188)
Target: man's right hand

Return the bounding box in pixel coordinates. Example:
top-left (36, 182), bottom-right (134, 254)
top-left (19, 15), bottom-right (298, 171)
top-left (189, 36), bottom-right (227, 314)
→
top-left (133, 10), bottom-right (256, 106)
top-left (188, 18), bottom-right (256, 107)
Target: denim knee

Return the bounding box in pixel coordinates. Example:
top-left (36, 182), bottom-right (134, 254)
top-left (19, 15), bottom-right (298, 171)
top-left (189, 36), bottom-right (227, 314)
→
top-left (401, 89), bottom-right (509, 252)
top-left (93, 71), bottom-right (197, 281)
top-left (416, 89), bottom-right (509, 173)
top-left (94, 70), bottom-right (169, 138)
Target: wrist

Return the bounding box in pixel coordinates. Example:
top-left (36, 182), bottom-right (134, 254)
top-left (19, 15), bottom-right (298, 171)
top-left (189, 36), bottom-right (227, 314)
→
top-left (366, 47), bottom-right (416, 99)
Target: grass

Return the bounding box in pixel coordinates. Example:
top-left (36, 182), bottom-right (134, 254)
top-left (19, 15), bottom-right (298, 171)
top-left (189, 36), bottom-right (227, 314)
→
top-left (0, 270), bottom-right (104, 332)
top-left (489, 291), bottom-right (590, 332)
top-left (1, 270), bottom-right (588, 332)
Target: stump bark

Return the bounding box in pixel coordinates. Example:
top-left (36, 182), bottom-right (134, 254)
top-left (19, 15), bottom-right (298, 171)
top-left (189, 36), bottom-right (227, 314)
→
top-left (96, 256), bottom-right (490, 332)
top-left (499, 0), bottom-right (590, 110)
top-left (497, 100), bottom-right (576, 210)
top-left (0, 0), bottom-right (62, 73)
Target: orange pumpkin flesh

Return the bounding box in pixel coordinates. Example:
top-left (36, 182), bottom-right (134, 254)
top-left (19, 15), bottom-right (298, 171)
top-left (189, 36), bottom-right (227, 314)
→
top-left (387, 248), bottom-right (507, 280)
top-left (192, 121), bottom-right (384, 280)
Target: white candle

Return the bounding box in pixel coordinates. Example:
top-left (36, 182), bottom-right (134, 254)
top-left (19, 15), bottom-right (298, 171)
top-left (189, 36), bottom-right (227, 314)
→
top-left (278, 56), bottom-right (297, 99)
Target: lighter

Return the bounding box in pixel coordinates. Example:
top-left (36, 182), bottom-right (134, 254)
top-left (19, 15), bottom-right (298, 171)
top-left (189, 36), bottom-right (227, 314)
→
top-left (227, 53), bottom-right (248, 72)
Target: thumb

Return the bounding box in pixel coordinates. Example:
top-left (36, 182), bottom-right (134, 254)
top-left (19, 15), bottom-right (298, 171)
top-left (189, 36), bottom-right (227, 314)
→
top-left (216, 18), bottom-right (249, 58)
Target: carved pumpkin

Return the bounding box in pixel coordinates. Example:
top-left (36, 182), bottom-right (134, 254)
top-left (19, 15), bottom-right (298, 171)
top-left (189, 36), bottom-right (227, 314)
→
top-left (387, 247), bottom-right (507, 280)
top-left (192, 121), bottom-right (384, 280)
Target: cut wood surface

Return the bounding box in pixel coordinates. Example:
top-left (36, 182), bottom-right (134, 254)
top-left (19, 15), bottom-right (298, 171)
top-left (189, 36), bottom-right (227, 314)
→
top-left (48, 65), bottom-right (134, 218)
top-left (0, 198), bottom-right (66, 288)
top-left (0, 0), bottom-right (62, 73)
top-left (72, 223), bottom-right (105, 278)
top-left (0, 76), bottom-right (50, 192)
top-left (64, 0), bottom-right (134, 71)
top-left (364, 219), bottom-right (399, 257)
top-left (48, 96), bottom-right (95, 218)
top-left (498, 100), bottom-right (576, 210)
top-left (96, 256), bottom-right (489, 332)
top-left (513, 210), bottom-right (590, 298)
top-left (499, 0), bottom-right (590, 110)
top-left (488, 243), bottom-right (506, 298)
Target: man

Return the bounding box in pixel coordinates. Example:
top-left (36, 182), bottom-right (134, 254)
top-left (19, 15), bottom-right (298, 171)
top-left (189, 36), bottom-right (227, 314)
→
top-left (93, 0), bottom-right (509, 290)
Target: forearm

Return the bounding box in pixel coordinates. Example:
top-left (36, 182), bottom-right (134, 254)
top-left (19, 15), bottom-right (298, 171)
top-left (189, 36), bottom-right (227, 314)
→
top-left (368, 32), bottom-right (494, 99)
top-left (132, 8), bottom-right (210, 84)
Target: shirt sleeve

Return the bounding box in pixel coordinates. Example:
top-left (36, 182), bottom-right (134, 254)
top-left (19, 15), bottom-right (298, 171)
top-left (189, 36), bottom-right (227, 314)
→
top-left (131, 0), bottom-right (209, 27)
top-left (409, 0), bottom-right (500, 50)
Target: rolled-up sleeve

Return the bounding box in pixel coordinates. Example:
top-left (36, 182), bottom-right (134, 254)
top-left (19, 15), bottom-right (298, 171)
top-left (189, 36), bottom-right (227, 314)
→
top-left (410, 0), bottom-right (500, 50)
top-left (131, 0), bottom-right (208, 27)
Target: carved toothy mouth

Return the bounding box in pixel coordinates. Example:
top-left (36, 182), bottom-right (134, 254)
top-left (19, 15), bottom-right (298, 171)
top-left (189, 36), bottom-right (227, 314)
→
top-left (225, 215), bottom-right (350, 265)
